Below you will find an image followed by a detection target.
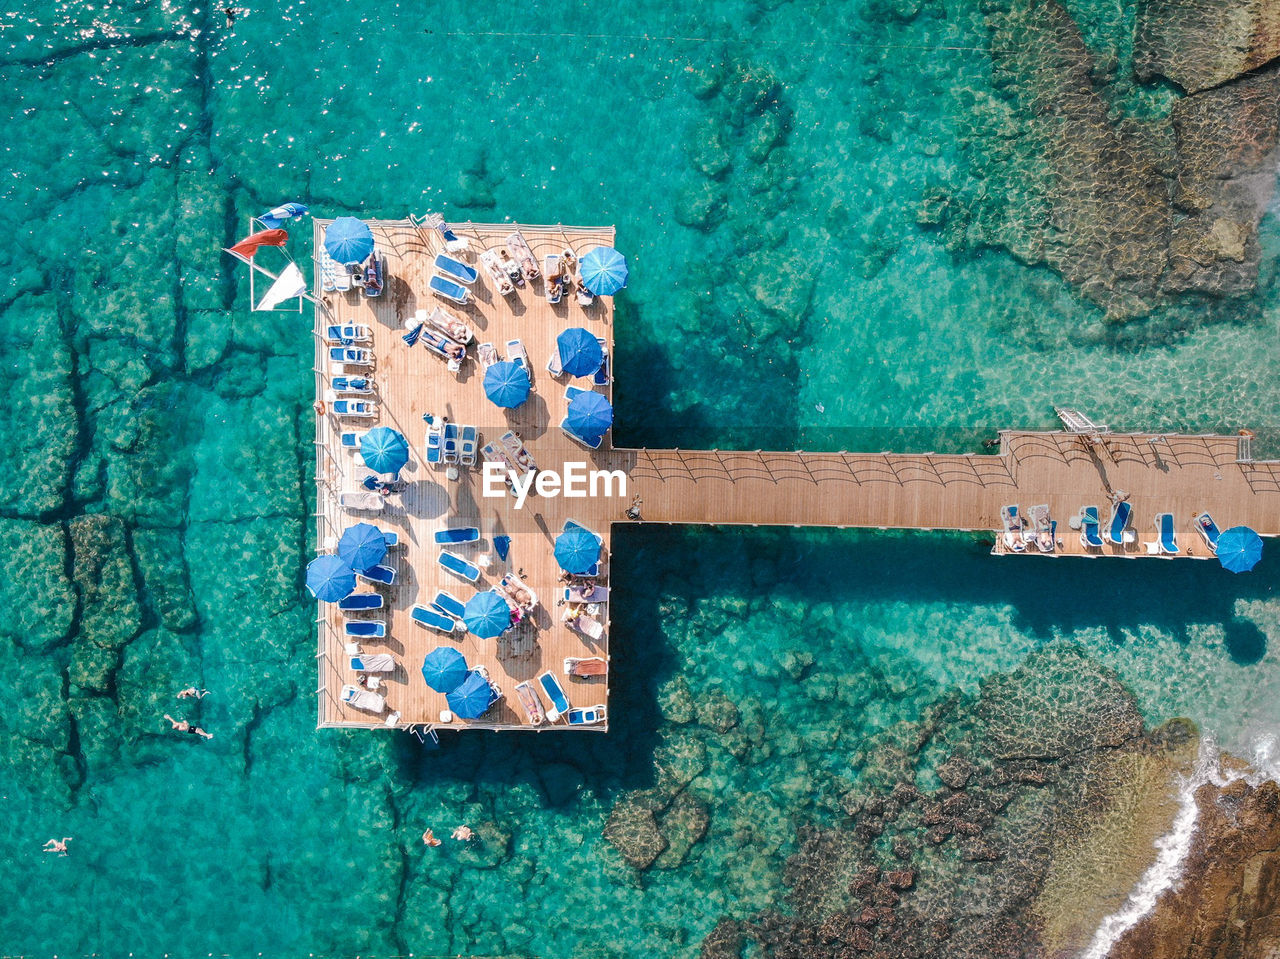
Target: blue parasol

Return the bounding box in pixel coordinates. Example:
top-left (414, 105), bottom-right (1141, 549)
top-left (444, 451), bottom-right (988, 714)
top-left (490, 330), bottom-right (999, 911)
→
top-left (360, 427), bottom-right (409, 475)
top-left (463, 591), bottom-right (512, 639)
top-left (421, 646), bottom-right (469, 693)
top-left (554, 524), bottom-right (600, 574)
top-left (579, 246), bottom-right (628, 296)
top-left (483, 361), bottom-right (532, 409)
top-left (557, 327), bottom-right (604, 378)
top-left (305, 555), bottom-right (356, 602)
top-left (337, 523), bottom-right (388, 572)
top-left (565, 391), bottom-right (613, 440)
top-left (447, 670), bottom-right (497, 719)
top-left (1217, 526), bottom-right (1263, 573)
top-left (324, 217), bottom-right (375, 265)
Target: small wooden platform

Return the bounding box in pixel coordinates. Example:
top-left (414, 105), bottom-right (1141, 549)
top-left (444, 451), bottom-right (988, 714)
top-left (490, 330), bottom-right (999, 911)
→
top-left (311, 218), bottom-right (1280, 733)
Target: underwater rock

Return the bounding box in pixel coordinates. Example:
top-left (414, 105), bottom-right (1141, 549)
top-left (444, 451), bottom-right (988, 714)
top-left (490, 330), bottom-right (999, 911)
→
top-left (0, 520), bottom-right (75, 651)
top-left (885, 868), bottom-right (915, 890)
top-left (1109, 778), bottom-right (1280, 959)
top-left (70, 514), bottom-right (143, 652)
top-left (936, 756), bottom-right (974, 790)
top-left (658, 675), bottom-right (696, 724)
top-left (132, 529), bottom-right (197, 632)
top-left (1134, 0), bottom-right (1280, 93)
top-left (674, 179), bottom-right (728, 232)
top-left (604, 797), bottom-right (668, 870)
top-left (695, 689), bottom-right (740, 733)
top-left (655, 793), bottom-right (710, 869)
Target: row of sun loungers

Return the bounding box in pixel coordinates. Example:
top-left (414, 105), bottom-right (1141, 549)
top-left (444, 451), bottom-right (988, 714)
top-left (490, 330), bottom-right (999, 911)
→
top-left (425, 423), bottom-right (478, 467)
top-left (1003, 503), bottom-right (1223, 555)
top-left (324, 324), bottom-right (372, 344)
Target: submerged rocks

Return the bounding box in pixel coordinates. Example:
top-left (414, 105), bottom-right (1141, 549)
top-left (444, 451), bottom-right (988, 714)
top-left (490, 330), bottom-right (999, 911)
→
top-left (1135, 0), bottom-right (1280, 93)
top-left (604, 798), bottom-right (668, 870)
top-left (949, 0), bottom-right (1280, 321)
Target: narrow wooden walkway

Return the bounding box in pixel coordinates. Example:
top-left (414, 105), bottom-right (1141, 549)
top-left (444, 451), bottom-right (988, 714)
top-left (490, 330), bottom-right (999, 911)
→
top-left (605, 431), bottom-right (1280, 557)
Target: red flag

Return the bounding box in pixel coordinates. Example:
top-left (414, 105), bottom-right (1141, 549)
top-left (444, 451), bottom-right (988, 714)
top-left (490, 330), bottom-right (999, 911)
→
top-left (227, 228), bottom-right (289, 261)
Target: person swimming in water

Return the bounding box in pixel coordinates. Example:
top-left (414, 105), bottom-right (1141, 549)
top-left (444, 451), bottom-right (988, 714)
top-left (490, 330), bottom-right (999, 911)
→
top-left (164, 714), bottom-right (213, 740)
top-left (42, 837), bottom-right (72, 856)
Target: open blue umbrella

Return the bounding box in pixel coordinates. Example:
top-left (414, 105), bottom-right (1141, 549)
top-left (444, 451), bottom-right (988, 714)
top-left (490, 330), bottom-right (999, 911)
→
top-left (565, 391), bottom-right (613, 440)
top-left (1217, 526), bottom-right (1263, 573)
top-left (421, 647), bottom-right (468, 693)
top-left (305, 555), bottom-right (356, 602)
top-left (557, 327), bottom-right (604, 378)
top-left (447, 670), bottom-right (497, 719)
top-left (360, 427), bottom-right (409, 474)
top-left (463, 591), bottom-right (512, 639)
top-left (579, 246), bottom-right (628, 296)
top-left (337, 523), bottom-right (388, 572)
top-left (555, 524), bottom-right (600, 574)
top-left (483, 361), bottom-right (532, 409)
top-left (324, 216), bottom-right (374, 264)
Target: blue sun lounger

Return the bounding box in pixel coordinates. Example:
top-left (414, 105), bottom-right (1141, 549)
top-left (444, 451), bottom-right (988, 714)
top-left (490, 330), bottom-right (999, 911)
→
top-left (1106, 501), bottom-right (1133, 546)
top-left (332, 376), bottom-right (371, 394)
top-left (381, 531), bottom-right (398, 548)
top-left (340, 431), bottom-right (363, 449)
top-left (430, 274), bottom-right (471, 304)
top-left (344, 620), bottom-right (386, 639)
top-left (442, 423), bottom-right (460, 464)
top-left (329, 347), bottom-right (372, 365)
top-left (438, 550), bottom-right (480, 582)
top-left (410, 605), bottom-right (456, 633)
top-left (338, 593), bottom-right (384, 611)
top-left (426, 428), bottom-right (442, 465)
top-left (435, 527), bottom-right (480, 545)
top-left (537, 670), bottom-right (571, 721)
top-left (332, 399), bottom-right (376, 417)
top-left (358, 564), bottom-right (396, 587)
top-left (1079, 506), bottom-right (1104, 549)
top-left (1193, 512), bottom-right (1220, 552)
top-left (460, 426), bottom-right (477, 467)
top-left (431, 590), bottom-right (466, 619)
top-left (1154, 512), bottom-right (1179, 555)
top-left (567, 705), bottom-right (607, 726)
top-left (435, 253), bottom-right (478, 285)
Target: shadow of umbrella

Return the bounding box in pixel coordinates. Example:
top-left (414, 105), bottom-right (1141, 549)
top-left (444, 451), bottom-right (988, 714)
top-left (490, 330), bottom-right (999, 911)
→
top-left (402, 479), bottom-right (452, 519)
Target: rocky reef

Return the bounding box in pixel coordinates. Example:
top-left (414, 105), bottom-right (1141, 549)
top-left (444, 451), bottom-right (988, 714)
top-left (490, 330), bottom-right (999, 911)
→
top-left (933, 0), bottom-right (1280, 321)
top-left (698, 642), bottom-right (1202, 959)
top-left (1109, 776), bottom-right (1280, 959)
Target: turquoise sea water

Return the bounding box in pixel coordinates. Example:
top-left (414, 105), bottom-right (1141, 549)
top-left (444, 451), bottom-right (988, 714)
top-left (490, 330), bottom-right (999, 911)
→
top-left (1, 0), bottom-right (1278, 955)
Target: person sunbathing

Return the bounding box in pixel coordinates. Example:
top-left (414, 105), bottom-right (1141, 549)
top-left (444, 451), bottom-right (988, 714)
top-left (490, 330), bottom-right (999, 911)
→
top-left (443, 341), bottom-right (464, 360)
top-left (499, 577), bottom-right (534, 610)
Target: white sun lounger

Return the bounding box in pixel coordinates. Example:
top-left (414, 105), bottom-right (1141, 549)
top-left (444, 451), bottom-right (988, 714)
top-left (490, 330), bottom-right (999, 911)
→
top-left (514, 681), bottom-right (545, 725)
top-left (325, 324), bottom-right (372, 343)
top-left (547, 347), bottom-right (564, 377)
top-left (442, 423), bottom-right (460, 464)
top-left (499, 431), bottom-right (536, 472)
top-left (332, 376), bottom-right (372, 394)
top-left (506, 231), bottom-right (540, 280)
top-left (480, 248), bottom-right (516, 295)
top-left (350, 653), bottom-right (395, 672)
top-left (338, 491), bottom-right (384, 512)
top-left (536, 670), bottom-right (570, 722)
top-left (506, 339), bottom-right (530, 378)
top-left (329, 347), bottom-right (372, 365)
top-left (544, 253), bottom-right (563, 304)
top-left (428, 307), bottom-right (474, 344)
top-left (567, 705), bottom-right (606, 726)
top-left (477, 342), bottom-right (500, 371)
top-left (341, 684), bottom-right (385, 713)
top-left (999, 505), bottom-right (1025, 552)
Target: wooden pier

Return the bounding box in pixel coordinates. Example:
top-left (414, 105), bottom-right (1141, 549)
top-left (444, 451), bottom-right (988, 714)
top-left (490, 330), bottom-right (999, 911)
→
top-left (311, 218), bottom-right (1280, 733)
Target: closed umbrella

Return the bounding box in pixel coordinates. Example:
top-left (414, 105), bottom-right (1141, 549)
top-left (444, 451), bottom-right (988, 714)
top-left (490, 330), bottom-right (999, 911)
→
top-left (447, 670), bottom-right (496, 719)
top-left (483, 361), bottom-right (532, 408)
top-left (464, 591), bottom-right (512, 639)
top-left (305, 555), bottom-right (356, 602)
top-left (1217, 526), bottom-right (1263, 573)
top-left (579, 246), bottom-right (628, 296)
top-left (555, 524), bottom-right (600, 574)
top-left (337, 523), bottom-right (388, 572)
top-left (360, 427), bottom-right (409, 474)
top-left (565, 391), bottom-right (613, 440)
top-left (421, 647), bottom-right (468, 693)
top-left (557, 327), bottom-right (604, 378)
top-left (324, 216), bottom-right (375, 265)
